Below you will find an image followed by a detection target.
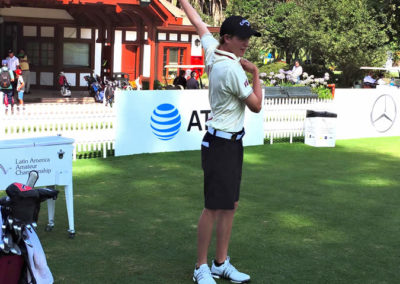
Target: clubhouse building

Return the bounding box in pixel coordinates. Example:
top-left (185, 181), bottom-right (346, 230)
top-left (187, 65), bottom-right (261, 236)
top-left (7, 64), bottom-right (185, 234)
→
top-left (0, 0), bottom-right (218, 90)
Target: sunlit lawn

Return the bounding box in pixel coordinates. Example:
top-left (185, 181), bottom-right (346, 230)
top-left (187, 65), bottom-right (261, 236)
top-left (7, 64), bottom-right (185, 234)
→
top-left (34, 137), bottom-right (399, 283)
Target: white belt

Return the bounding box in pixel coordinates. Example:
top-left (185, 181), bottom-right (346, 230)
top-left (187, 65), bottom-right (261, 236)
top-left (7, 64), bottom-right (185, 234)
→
top-left (207, 126), bottom-right (245, 141)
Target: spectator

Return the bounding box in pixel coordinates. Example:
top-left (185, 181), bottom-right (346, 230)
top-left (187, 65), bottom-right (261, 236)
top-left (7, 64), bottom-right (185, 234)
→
top-left (15, 69), bottom-right (25, 109)
top-left (18, 49), bottom-right (31, 94)
top-left (187, 71), bottom-right (200, 89)
top-left (173, 70), bottom-right (187, 89)
top-left (376, 73), bottom-right (386, 85)
top-left (6, 49), bottom-right (19, 96)
top-left (1, 60), bottom-right (15, 113)
top-left (363, 71), bottom-right (376, 88)
top-left (288, 59), bottom-right (303, 83)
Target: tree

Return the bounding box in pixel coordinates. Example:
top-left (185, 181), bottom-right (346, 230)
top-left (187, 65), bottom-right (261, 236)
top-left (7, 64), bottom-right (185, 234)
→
top-left (172, 0), bottom-right (228, 25)
top-left (226, 0), bottom-right (388, 86)
top-left (366, 0), bottom-right (400, 62)
top-left (300, 0), bottom-right (388, 86)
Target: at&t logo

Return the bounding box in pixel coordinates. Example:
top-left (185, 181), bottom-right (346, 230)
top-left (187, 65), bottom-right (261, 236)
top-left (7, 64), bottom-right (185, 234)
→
top-left (150, 104), bottom-right (181, 140)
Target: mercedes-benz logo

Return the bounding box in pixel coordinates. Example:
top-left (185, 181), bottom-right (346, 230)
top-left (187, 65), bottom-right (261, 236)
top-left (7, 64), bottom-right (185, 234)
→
top-left (370, 94), bottom-right (397, 133)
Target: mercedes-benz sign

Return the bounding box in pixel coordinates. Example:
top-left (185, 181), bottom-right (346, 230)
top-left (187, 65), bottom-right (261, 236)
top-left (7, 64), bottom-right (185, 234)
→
top-left (150, 103), bottom-right (181, 140)
top-left (370, 94), bottom-right (397, 133)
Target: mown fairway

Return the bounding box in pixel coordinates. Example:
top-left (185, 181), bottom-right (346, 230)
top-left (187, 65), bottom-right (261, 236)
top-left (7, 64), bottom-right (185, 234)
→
top-left (33, 137), bottom-right (400, 283)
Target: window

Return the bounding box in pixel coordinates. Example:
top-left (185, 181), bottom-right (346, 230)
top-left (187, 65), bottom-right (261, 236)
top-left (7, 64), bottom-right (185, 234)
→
top-left (41, 26), bottom-right (54, 38)
top-left (26, 42), bottom-right (39, 66)
top-left (25, 41), bottom-right (54, 67)
top-left (80, 28), bottom-right (92, 39)
top-left (40, 42), bottom-right (54, 66)
top-left (125, 31), bottom-right (137, 41)
top-left (158, 33), bottom-right (167, 41)
top-left (163, 47), bottom-right (185, 79)
top-left (23, 26), bottom-right (37, 37)
top-left (64, 27), bottom-right (77, 38)
top-left (63, 43), bottom-right (90, 67)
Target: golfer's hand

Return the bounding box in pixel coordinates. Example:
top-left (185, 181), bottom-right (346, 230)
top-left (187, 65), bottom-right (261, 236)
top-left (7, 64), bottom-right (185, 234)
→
top-left (240, 59), bottom-right (258, 74)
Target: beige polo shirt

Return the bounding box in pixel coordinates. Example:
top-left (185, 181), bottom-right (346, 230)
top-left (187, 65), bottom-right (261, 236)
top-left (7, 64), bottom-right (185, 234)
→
top-left (19, 55), bottom-right (29, 71)
top-left (201, 33), bottom-right (253, 133)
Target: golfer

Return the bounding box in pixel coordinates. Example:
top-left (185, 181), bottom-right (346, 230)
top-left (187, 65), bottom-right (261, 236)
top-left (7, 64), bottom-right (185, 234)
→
top-left (179, 1), bottom-right (262, 283)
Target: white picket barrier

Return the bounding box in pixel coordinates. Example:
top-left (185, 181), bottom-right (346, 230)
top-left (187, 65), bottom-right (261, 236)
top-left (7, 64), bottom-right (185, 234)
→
top-left (264, 97), bottom-right (334, 144)
top-left (0, 103), bottom-right (115, 160)
top-left (0, 98), bottom-right (334, 159)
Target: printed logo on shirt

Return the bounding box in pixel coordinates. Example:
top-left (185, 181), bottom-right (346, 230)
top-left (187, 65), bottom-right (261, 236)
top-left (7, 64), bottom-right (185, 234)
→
top-left (244, 79), bottom-right (249, 87)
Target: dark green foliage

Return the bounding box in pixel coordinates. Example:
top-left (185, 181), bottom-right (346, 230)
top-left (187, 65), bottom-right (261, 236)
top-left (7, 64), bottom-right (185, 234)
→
top-left (226, 0), bottom-right (391, 87)
top-left (302, 64), bottom-right (333, 80)
top-left (312, 86), bottom-right (333, 99)
top-left (258, 62), bottom-right (289, 75)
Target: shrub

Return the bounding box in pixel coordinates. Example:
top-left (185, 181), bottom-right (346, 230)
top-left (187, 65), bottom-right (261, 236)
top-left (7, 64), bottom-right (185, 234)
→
top-left (312, 86), bottom-right (333, 99)
top-left (302, 64), bottom-right (334, 79)
top-left (258, 61), bottom-right (289, 75)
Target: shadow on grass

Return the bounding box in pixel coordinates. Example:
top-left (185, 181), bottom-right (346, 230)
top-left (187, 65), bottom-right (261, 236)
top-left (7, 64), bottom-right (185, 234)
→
top-left (37, 137), bottom-right (400, 283)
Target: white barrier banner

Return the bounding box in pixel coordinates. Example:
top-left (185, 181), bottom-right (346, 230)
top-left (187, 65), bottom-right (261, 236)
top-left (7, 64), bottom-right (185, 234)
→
top-left (115, 90), bottom-right (264, 156)
top-left (334, 88), bottom-right (400, 139)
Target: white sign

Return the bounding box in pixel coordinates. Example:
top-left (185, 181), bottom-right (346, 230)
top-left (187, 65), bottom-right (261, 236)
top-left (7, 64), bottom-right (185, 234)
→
top-left (0, 136), bottom-right (74, 189)
top-left (304, 116), bottom-right (337, 147)
top-left (115, 90), bottom-right (265, 156)
top-left (0, 136), bottom-right (75, 234)
top-left (333, 88), bottom-right (400, 139)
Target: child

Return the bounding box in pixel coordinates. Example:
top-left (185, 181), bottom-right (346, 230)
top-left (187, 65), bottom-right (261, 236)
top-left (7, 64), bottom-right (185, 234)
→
top-left (16, 69), bottom-right (25, 109)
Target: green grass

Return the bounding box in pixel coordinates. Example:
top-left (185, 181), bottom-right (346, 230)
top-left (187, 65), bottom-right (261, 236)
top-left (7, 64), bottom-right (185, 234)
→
top-left (27, 137), bottom-right (400, 283)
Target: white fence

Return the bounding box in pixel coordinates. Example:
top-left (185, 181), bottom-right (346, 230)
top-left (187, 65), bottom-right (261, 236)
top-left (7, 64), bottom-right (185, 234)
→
top-left (0, 98), bottom-right (332, 159)
top-left (0, 103), bottom-right (115, 160)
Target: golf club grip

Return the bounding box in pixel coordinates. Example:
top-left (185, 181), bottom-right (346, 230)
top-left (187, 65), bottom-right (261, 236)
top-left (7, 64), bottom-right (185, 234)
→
top-left (26, 170), bottom-right (39, 188)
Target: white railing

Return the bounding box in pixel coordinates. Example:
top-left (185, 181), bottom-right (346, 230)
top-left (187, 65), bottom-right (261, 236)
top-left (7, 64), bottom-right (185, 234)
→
top-left (264, 97), bottom-right (334, 143)
top-left (0, 98), bottom-right (333, 159)
top-left (0, 103), bottom-right (115, 160)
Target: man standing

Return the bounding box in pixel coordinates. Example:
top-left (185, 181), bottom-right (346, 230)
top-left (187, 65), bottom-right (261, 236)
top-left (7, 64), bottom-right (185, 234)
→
top-left (187, 71), bottom-right (200, 89)
top-left (173, 69), bottom-right (187, 89)
top-left (6, 49), bottom-right (20, 97)
top-left (179, 1), bottom-right (262, 283)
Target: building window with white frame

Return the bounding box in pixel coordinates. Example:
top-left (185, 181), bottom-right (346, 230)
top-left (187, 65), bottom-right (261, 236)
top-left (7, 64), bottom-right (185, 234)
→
top-left (63, 43), bottom-right (90, 67)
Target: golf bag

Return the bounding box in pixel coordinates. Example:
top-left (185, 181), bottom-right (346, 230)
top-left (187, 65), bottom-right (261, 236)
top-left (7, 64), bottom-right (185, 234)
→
top-left (59, 72), bottom-right (71, 97)
top-left (103, 79), bottom-right (116, 107)
top-left (112, 72), bottom-right (133, 90)
top-left (84, 74), bottom-right (104, 103)
top-left (0, 170), bottom-right (58, 284)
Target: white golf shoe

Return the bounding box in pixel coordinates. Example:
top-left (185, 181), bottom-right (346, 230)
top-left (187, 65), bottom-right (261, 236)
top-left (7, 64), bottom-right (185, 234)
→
top-left (211, 256), bottom-right (250, 283)
top-left (193, 264), bottom-right (217, 284)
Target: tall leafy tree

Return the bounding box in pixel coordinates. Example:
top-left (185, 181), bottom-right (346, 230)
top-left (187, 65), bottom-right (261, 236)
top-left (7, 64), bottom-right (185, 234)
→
top-left (301, 0), bottom-right (388, 85)
top-left (172, 0), bottom-right (228, 25)
top-left (226, 0), bottom-right (388, 86)
top-left (367, 0), bottom-right (400, 46)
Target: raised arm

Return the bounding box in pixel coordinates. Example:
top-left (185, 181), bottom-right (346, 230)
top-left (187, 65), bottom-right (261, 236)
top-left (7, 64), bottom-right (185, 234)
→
top-left (241, 59), bottom-right (262, 113)
top-left (179, 0), bottom-right (209, 38)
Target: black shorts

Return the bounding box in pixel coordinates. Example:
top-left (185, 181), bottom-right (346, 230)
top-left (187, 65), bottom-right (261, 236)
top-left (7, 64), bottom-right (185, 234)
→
top-left (201, 131), bottom-right (243, 210)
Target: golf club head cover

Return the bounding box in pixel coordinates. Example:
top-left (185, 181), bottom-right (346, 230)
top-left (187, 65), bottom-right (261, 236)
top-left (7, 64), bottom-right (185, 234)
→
top-left (37, 188), bottom-right (59, 203)
top-left (6, 183), bottom-right (39, 224)
top-left (33, 188), bottom-right (58, 223)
